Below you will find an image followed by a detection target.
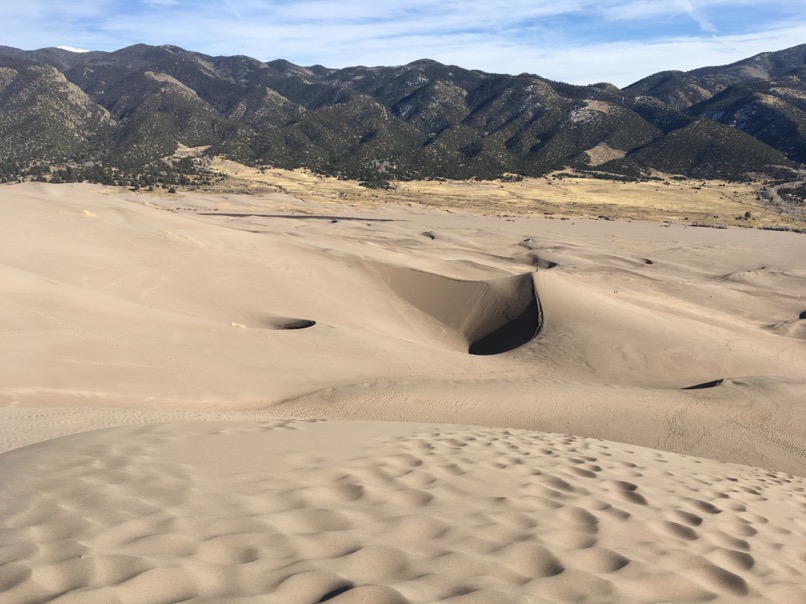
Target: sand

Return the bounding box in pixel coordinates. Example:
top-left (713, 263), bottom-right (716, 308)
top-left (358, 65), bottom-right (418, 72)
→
top-left (3, 420), bottom-right (806, 603)
top-left (1, 182), bottom-right (806, 602)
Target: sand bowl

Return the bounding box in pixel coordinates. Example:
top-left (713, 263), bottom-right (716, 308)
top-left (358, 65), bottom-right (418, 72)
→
top-left (373, 265), bottom-right (542, 355)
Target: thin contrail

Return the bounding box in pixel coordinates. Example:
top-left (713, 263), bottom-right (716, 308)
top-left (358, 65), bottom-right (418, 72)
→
top-left (222, 0), bottom-right (244, 21)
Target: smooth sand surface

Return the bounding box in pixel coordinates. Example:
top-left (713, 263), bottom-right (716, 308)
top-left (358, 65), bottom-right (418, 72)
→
top-left (1, 182), bottom-right (806, 602)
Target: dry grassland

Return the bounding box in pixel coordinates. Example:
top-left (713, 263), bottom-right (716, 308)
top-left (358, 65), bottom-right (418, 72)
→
top-left (210, 158), bottom-right (802, 229)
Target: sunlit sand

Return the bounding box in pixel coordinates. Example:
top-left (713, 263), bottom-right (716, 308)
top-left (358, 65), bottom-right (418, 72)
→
top-left (1, 182), bottom-right (805, 602)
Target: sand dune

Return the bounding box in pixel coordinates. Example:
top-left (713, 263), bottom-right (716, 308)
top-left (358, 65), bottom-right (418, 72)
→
top-left (1, 182), bottom-right (806, 601)
top-left (766, 315), bottom-right (806, 340)
top-left (2, 421), bottom-right (805, 603)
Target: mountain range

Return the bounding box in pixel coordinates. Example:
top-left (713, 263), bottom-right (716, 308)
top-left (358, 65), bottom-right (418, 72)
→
top-left (0, 43), bottom-right (805, 184)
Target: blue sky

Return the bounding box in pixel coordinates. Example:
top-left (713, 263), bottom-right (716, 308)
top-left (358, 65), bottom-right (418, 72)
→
top-left (2, 1), bottom-right (804, 86)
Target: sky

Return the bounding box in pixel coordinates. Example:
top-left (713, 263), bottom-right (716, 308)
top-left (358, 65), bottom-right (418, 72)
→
top-left (1, 1), bottom-right (805, 86)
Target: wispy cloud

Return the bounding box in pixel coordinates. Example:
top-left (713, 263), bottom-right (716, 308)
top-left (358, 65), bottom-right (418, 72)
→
top-left (677, 0), bottom-right (718, 33)
top-left (220, 0), bottom-right (244, 21)
top-left (1, 1), bottom-right (804, 85)
top-left (57, 45), bottom-right (92, 53)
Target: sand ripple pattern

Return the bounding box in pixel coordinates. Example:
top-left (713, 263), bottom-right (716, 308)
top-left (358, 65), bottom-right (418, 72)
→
top-left (1, 420), bottom-right (805, 603)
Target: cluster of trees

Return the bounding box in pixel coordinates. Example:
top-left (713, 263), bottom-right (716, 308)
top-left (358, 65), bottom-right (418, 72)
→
top-left (0, 157), bottom-right (212, 191)
top-left (780, 182), bottom-right (806, 204)
top-left (0, 161), bottom-right (24, 183)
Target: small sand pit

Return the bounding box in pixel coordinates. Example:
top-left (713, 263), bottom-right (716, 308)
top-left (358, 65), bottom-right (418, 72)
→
top-left (271, 318), bottom-right (317, 330)
top-left (232, 318), bottom-right (317, 330)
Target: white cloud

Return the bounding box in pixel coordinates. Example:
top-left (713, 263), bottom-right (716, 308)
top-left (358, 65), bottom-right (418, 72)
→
top-left (57, 45), bottom-right (92, 53)
top-left (677, 0), bottom-right (718, 33)
top-left (538, 24), bottom-right (806, 86)
top-left (599, 0), bottom-right (761, 22)
top-left (1, 1), bottom-right (805, 85)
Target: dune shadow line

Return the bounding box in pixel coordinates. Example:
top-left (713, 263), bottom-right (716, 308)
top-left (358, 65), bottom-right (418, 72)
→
top-left (683, 379), bottom-right (725, 390)
top-left (469, 277), bottom-right (542, 355)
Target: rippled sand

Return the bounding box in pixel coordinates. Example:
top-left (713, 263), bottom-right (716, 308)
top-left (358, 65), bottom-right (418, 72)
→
top-left (2, 421), bottom-right (805, 603)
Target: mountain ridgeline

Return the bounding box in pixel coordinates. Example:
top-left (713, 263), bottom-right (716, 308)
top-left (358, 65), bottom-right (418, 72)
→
top-left (0, 43), bottom-right (805, 183)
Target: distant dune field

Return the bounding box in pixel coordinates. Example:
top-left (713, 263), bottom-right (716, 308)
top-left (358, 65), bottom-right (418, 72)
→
top-left (1, 182), bottom-right (805, 602)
